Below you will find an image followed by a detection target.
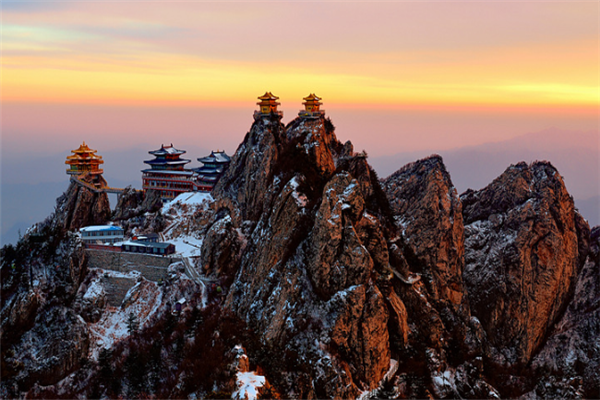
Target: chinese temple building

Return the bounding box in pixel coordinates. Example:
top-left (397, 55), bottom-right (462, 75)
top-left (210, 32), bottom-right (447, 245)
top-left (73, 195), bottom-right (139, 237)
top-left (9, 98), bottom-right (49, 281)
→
top-left (299, 93), bottom-right (325, 118)
top-left (142, 144), bottom-right (200, 200)
top-left (65, 142), bottom-right (106, 188)
top-left (254, 91), bottom-right (283, 119)
top-left (66, 142), bottom-right (104, 176)
top-left (193, 150), bottom-right (231, 192)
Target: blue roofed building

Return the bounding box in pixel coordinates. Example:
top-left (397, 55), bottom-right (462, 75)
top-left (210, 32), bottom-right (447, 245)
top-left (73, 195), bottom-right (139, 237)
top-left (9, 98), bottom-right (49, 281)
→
top-left (80, 225), bottom-right (124, 245)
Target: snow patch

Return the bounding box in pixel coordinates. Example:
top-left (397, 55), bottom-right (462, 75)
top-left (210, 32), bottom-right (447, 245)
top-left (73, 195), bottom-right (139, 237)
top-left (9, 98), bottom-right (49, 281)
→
top-left (169, 235), bottom-right (203, 258)
top-left (87, 279), bottom-right (163, 360)
top-left (233, 371), bottom-right (265, 400)
top-left (162, 191), bottom-right (213, 214)
top-left (83, 280), bottom-right (104, 300)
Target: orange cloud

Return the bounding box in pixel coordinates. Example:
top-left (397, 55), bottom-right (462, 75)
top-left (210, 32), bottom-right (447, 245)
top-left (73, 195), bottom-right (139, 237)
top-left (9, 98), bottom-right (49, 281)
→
top-left (2, 2), bottom-right (598, 109)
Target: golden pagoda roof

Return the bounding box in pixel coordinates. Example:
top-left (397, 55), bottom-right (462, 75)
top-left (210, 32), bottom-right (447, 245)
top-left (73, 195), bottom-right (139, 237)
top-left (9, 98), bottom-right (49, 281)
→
top-left (257, 91), bottom-right (279, 101)
top-left (70, 141), bottom-right (98, 154)
top-left (66, 142), bottom-right (103, 164)
top-left (303, 93), bottom-right (322, 102)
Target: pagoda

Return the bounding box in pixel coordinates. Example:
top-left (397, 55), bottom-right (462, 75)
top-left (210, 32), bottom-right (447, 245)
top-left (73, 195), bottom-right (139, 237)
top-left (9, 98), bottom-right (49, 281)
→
top-left (65, 142), bottom-right (106, 188)
top-left (142, 144), bottom-right (200, 200)
top-left (254, 91), bottom-right (283, 119)
top-left (193, 150), bottom-right (231, 192)
top-left (299, 93), bottom-right (325, 118)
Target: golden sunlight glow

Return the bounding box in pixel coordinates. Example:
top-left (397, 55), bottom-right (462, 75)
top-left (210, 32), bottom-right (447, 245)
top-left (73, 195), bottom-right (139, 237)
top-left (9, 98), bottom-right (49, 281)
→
top-left (3, 52), bottom-right (598, 108)
top-left (2, 3), bottom-right (598, 110)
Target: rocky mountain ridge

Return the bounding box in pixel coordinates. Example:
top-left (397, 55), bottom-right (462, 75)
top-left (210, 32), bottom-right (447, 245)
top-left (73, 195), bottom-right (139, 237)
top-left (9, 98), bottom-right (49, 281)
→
top-left (1, 113), bottom-right (598, 399)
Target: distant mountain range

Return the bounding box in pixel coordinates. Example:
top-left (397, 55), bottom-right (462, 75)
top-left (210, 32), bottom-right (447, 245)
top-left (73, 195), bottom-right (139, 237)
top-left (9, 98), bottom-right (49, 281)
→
top-left (371, 128), bottom-right (599, 226)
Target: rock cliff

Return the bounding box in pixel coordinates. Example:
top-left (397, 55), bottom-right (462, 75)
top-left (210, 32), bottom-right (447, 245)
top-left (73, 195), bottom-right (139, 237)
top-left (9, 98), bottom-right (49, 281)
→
top-left (214, 115), bottom-right (285, 223)
top-left (529, 225), bottom-right (600, 398)
top-left (461, 161), bottom-right (589, 369)
top-left (1, 216), bottom-right (89, 392)
top-left (55, 176), bottom-right (111, 231)
top-left (206, 114), bottom-right (391, 397)
top-left (382, 155), bottom-right (487, 398)
top-left (112, 187), bottom-right (165, 236)
top-left (112, 186), bottom-right (145, 220)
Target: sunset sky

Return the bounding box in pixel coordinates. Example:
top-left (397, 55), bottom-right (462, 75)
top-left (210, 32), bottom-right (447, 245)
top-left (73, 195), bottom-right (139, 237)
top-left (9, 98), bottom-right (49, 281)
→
top-left (2, 1), bottom-right (598, 154)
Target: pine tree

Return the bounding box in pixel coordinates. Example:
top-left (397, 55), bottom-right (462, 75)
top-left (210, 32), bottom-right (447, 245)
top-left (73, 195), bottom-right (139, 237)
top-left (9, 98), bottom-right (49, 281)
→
top-left (163, 308), bottom-right (176, 336)
top-left (125, 348), bottom-right (145, 398)
top-left (148, 339), bottom-right (163, 392)
top-left (98, 347), bottom-right (112, 381)
top-left (98, 347), bottom-right (118, 397)
top-left (127, 312), bottom-right (139, 334)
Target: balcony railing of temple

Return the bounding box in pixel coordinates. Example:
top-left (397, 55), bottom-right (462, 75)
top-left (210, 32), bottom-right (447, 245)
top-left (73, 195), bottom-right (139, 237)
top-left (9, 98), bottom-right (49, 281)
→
top-left (253, 110), bottom-right (284, 119)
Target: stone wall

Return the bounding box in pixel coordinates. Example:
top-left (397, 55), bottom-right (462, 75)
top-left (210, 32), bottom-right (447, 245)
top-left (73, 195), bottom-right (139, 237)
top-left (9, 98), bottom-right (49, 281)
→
top-left (102, 276), bottom-right (137, 307)
top-left (86, 249), bottom-right (180, 282)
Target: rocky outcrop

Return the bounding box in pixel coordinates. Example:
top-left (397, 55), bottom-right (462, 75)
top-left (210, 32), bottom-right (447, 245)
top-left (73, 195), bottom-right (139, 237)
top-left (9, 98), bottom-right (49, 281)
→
top-left (214, 115), bottom-right (285, 222)
top-left (112, 186), bottom-right (144, 220)
top-left (328, 284), bottom-right (390, 385)
top-left (112, 188), bottom-right (164, 237)
top-left (200, 213), bottom-right (245, 280)
top-left (383, 155), bottom-right (467, 313)
top-left (530, 226), bottom-right (600, 398)
top-left (382, 155), bottom-right (478, 373)
top-left (140, 189), bottom-right (163, 214)
top-left (284, 116), bottom-right (337, 176)
top-left (72, 270), bottom-right (107, 323)
top-left (114, 192), bottom-right (166, 237)
top-left (0, 291), bottom-right (40, 341)
top-left (309, 172), bottom-right (371, 297)
top-left (4, 109), bottom-right (599, 399)
top-left (461, 161), bottom-right (589, 367)
top-left (9, 306), bottom-right (89, 387)
top-left (216, 115), bottom-right (390, 397)
top-left (55, 178), bottom-right (111, 231)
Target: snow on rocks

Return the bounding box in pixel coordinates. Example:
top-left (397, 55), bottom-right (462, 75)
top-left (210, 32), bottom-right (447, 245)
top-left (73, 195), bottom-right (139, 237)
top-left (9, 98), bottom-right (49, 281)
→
top-left (289, 176), bottom-right (308, 208)
top-left (168, 235), bottom-right (203, 258)
top-left (231, 345), bottom-right (265, 400)
top-left (162, 192), bottom-right (213, 214)
top-left (84, 271), bottom-right (163, 360)
top-left (233, 372), bottom-right (265, 400)
top-left (82, 280), bottom-right (105, 301)
top-left (159, 191), bottom-right (214, 262)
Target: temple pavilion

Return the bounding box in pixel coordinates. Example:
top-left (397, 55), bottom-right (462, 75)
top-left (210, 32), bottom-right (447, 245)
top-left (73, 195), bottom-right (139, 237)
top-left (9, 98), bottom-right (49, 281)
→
top-left (299, 93), bottom-right (325, 118)
top-left (65, 142), bottom-right (106, 188)
top-left (142, 144), bottom-right (200, 200)
top-left (254, 92), bottom-right (283, 119)
top-left (193, 150), bottom-right (231, 192)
